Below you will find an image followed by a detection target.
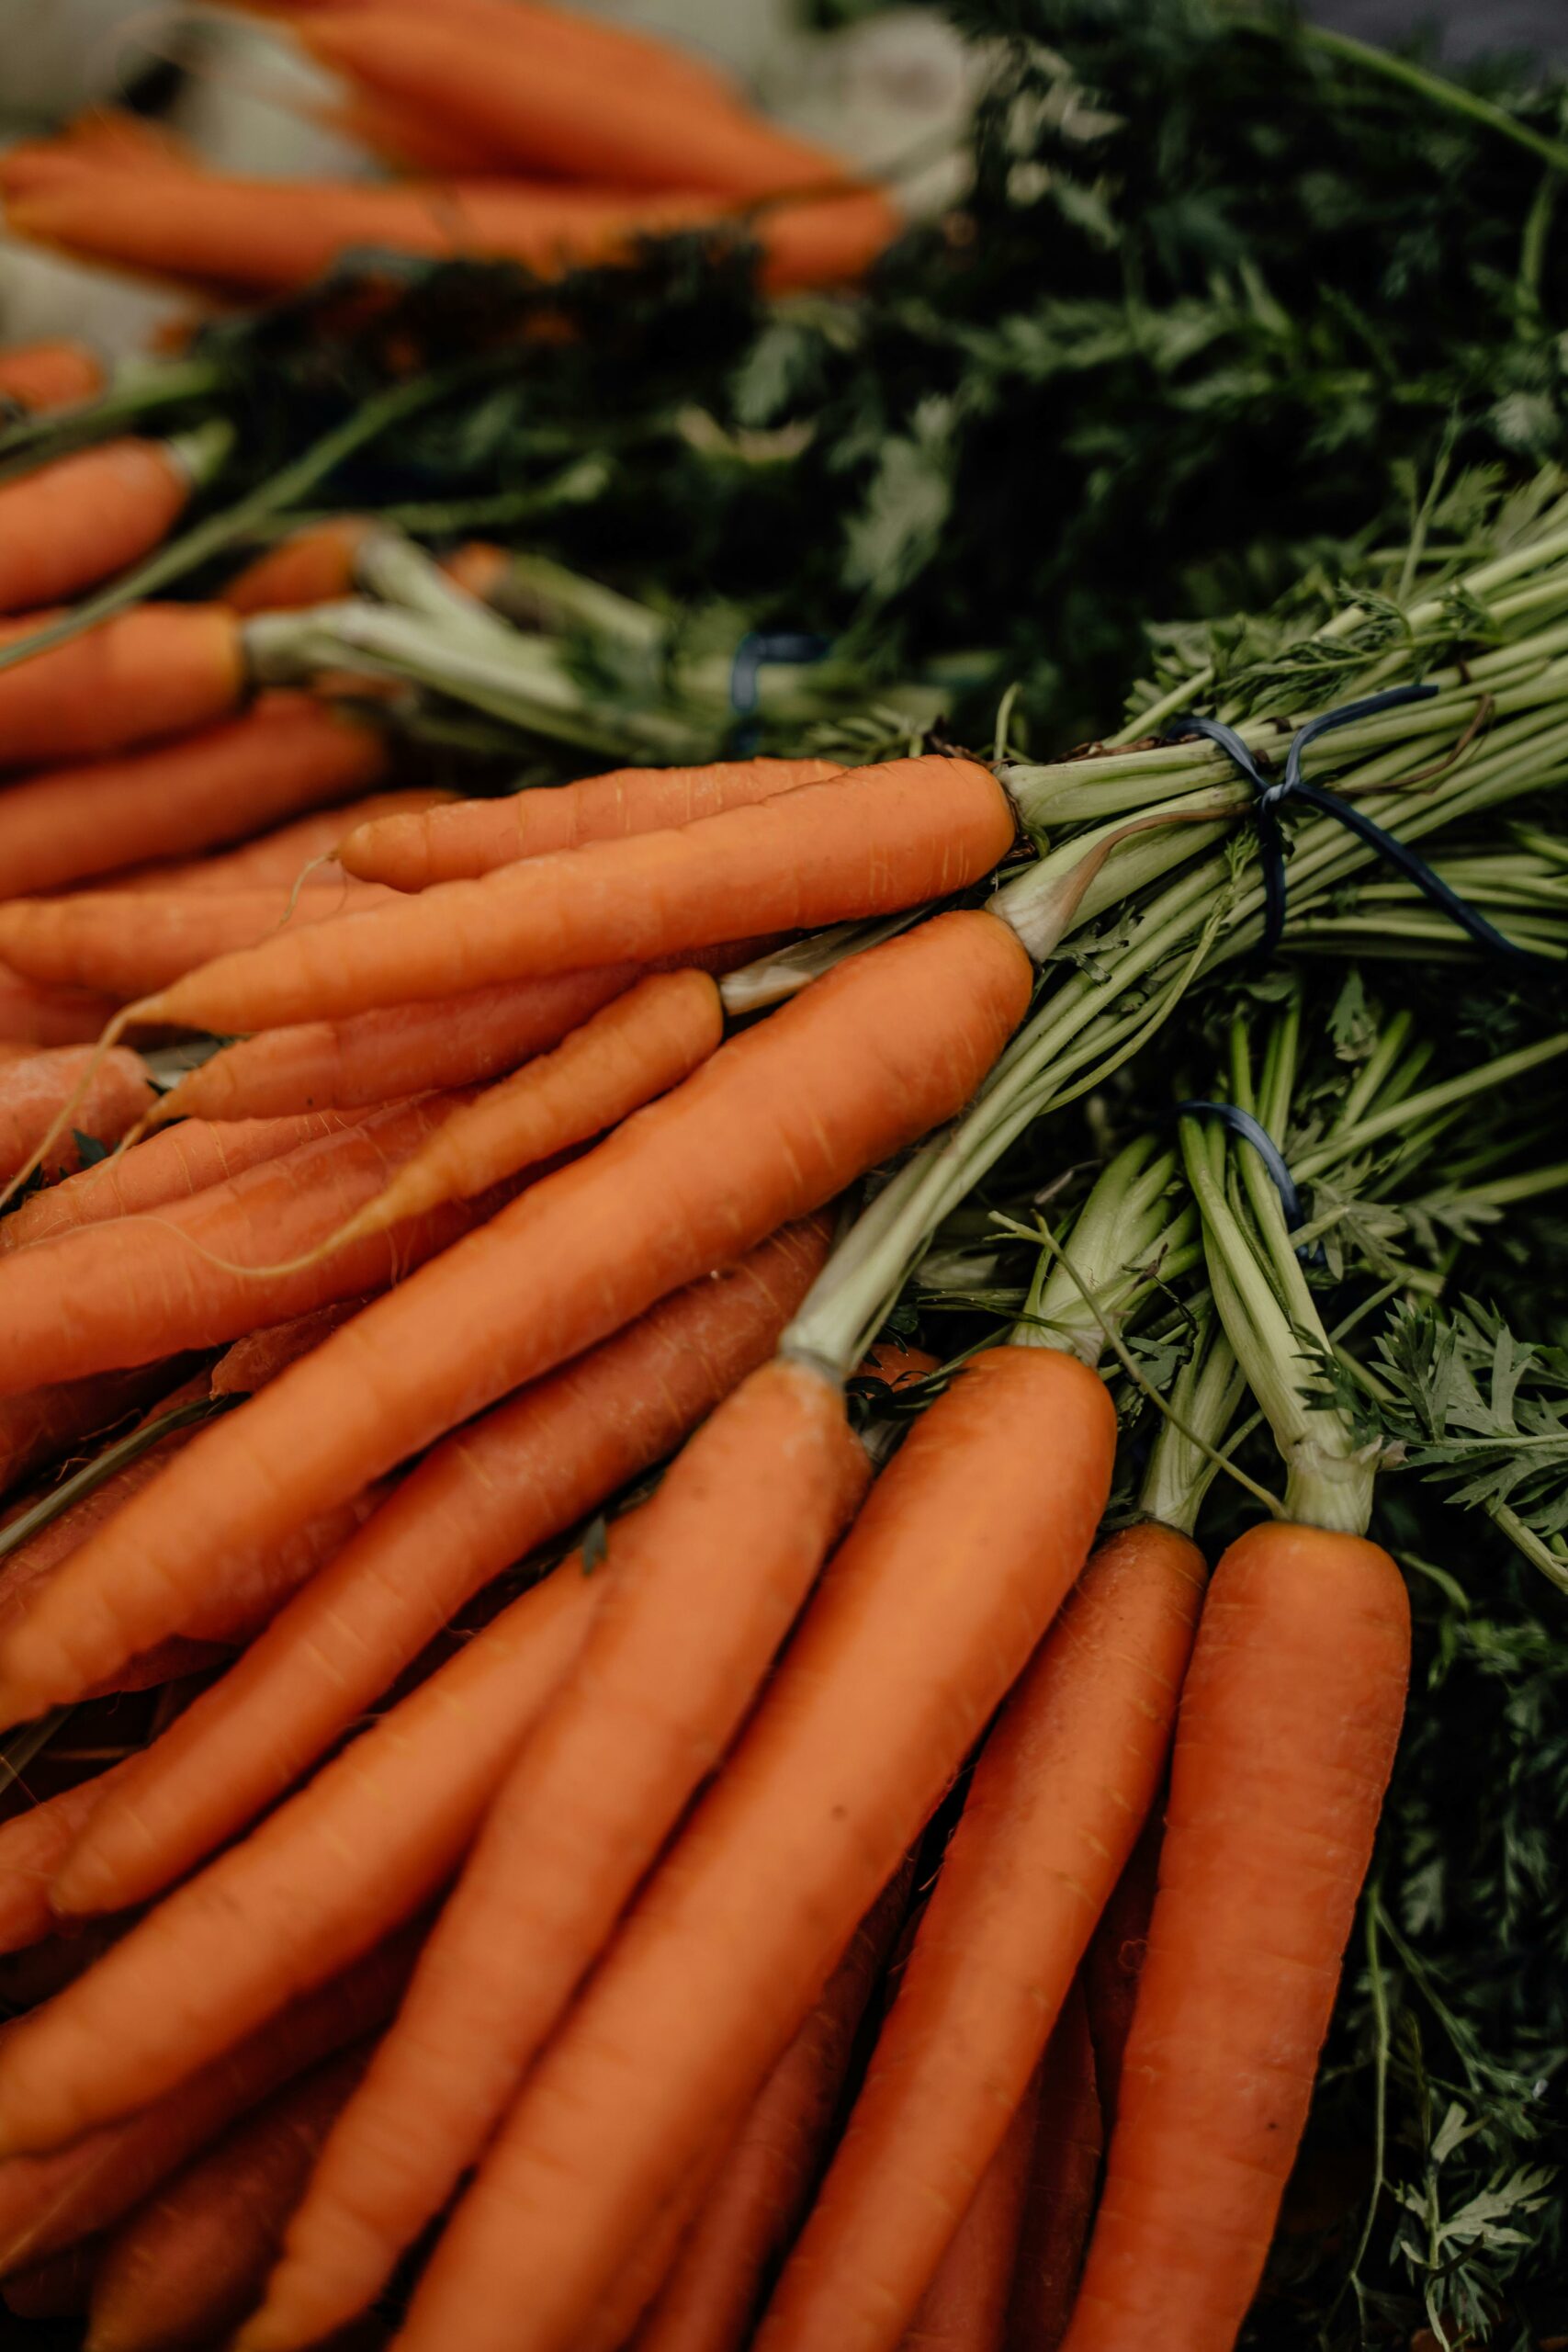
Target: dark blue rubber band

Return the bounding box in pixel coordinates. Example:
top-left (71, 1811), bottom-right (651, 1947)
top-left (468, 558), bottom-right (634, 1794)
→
top-left (728, 631), bottom-right (831, 748)
top-left (1178, 1099), bottom-right (1323, 1265)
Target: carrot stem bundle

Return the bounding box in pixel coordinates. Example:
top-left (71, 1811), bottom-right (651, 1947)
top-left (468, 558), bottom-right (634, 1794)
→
top-left (0, 695), bottom-right (389, 899)
top-left (340, 756), bottom-right (844, 888)
top-left (0, 911), bottom-right (1028, 1725)
top-left (250, 1357), bottom-right (869, 2348)
top-left (56, 1220), bottom-right (829, 1917)
top-left (0, 1565), bottom-right (604, 2154)
top-left (385, 1345), bottom-right (1115, 2352)
top-left (758, 1521), bottom-right (1205, 2352)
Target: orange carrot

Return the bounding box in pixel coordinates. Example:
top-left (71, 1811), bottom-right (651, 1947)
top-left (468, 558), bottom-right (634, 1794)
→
top-left (761, 1521), bottom-right (1205, 2352)
top-left (0, 1760), bottom-right (136, 1956)
top-left (0, 966), bottom-right (118, 1048)
top-left (0, 1563), bottom-right (605, 2153)
top-left (0, 1091), bottom-right (512, 1394)
top-left (254, 1358), bottom-right (869, 2346)
top-left (386, 1346), bottom-right (1115, 2352)
top-left (900, 2066), bottom-right (1042, 2352)
top-left (222, 518), bottom-right (373, 616)
top-left (131, 787), bottom-right (449, 895)
top-left (283, 967), bottom-right (723, 1262)
top-left (0, 1936), bottom-right (419, 2277)
top-left (1, 910), bottom-right (1029, 1726)
top-left (0, 437), bottom-right (199, 615)
top-left (56, 1221), bottom-right (829, 1917)
top-left (2, 2237), bottom-right (100, 2316)
top-left (298, 12), bottom-right (852, 198)
top-left (634, 1863), bottom-right (915, 2352)
top-left (0, 338), bottom-right (102, 414)
top-left (136, 757), bottom-right (1016, 1033)
top-left (149, 965), bottom-right (643, 1125)
top-left (1003, 1984), bottom-right (1102, 2352)
top-left (0, 1360), bottom-right (191, 1502)
top-left (87, 2048), bottom-right (368, 2352)
top-left (1080, 1815), bottom-right (1160, 2137)
top-left (0, 694), bottom-right (385, 899)
top-left (326, 87), bottom-right (518, 175)
top-left (0, 605), bottom-right (243, 767)
top-left (0, 1109), bottom-right (355, 1252)
top-left (0, 880), bottom-right (394, 1000)
top-left (1060, 1523), bottom-right (1411, 2350)
top-left (340, 757), bottom-right (843, 888)
top-left (209, 1296), bottom-right (373, 1395)
top-left (0, 1045), bottom-right (151, 1180)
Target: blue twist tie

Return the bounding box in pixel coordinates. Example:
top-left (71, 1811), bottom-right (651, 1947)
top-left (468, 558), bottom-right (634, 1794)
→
top-left (1166, 684), bottom-right (1542, 967)
top-left (728, 631), bottom-right (831, 752)
top-left (1178, 1099), bottom-right (1323, 1266)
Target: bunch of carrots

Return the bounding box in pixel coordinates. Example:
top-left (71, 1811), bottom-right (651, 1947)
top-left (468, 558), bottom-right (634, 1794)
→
top-left (0, 0), bottom-right (900, 300)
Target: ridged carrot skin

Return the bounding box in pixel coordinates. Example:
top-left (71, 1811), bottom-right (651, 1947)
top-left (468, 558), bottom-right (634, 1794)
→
top-left (249, 1359), bottom-right (868, 2350)
top-left (56, 1222), bottom-right (829, 1918)
top-left (1003, 1981), bottom-right (1101, 2352)
top-left (123, 786), bottom-right (442, 896)
top-left (341, 757), bottom-right (843, 888)
top-left (761, 1522), bottom-right (1205, 2352)
top-left (0, 339), bottom-right (102, 413)
top-left (141, 757), bottom-right (1017, 1032)
top-left (0, 695), bottom-right (389, 901)
top-left (0, 439), bottom-right (192, 615)
top-left (0, 605), bottom-right (243, 766)
top-left (0, 911), bottom-right (1029, 1729)
top-left (209, 1296), bottom-right (370, 1395)
top-left (0, 881), bottom-right (394, 1000)
top-left (391, 1346), bottom-right (1117, 2352)
top-left (0, 1046), bottom-right (152, 1180)
top-left (86, 2050), bottom-right (367, 2352)
top-left (0, 1092), bottom-right (499, 1394)
top-left (221, 519), bottom-right (372, 615)
top-left (0, 1111), bottom-right (354, 1252)
top-left (0, 1570), bottom-right (603, 2154)
top-left (633, 1865), bottom-right (917, 2352)
top-left (150, 966), bottom-right (642, 1125)
top-left (0, 1937), bottom-right (419, 2278)
top-left (901, 2068), bottom-right (1042, 2352)
top-left (1060, 1522), bottom-right (1411, 2351)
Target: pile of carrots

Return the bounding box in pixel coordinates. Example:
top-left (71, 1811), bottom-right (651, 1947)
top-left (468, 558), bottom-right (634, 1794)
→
top-left (0, 0), bottom-right (900, 300)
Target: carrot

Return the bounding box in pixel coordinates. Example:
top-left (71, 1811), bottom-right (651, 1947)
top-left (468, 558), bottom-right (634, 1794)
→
top-left (275, 968), bottom-right (724, 1264)
top-left (340, 756), bottom-right (843, 888)
top-left (149, 966), bottom-right (644, 1125)
top-left (1, 910), bottom-right (1028, 1727)
top-left (900, 2066), bottom-right (1042, 2352)
top-left (86, 2049), bottom-right (368, 2352)
top-left (634, 1862), bottom-right (916, 2352)
top-left (136, 757), bottom-right (1016, 1033)
top-left (0, 1045), bottom-right (151, 1180)
top-left (0, 1361), bottom-right (192, 1502)
top-left (209, 1296), bottom-right (372, 1395)
top-left (0, 1760), bottom-right (137, 1956)
top-left (326, 88), bottom-right (518, 175)
top-left (1080, 1815), bottom-right (1160, 2136)
top-left (0, 1935), bottom-right (419, 2277)
top-left (4, 2240), bottom-right (100, 2316)
top-left (385, 1345), bottom-right (1115, 2352)
top-left (0, 436), bottom-right (201, 615)
top-left (0, 966), bottom-right (118, 1048)
top-left (0, 604), bottom-right (243, 767)
top-left (0, 338), bottom-right (102, 414)
top-left (131, 788), bottom-right (448, 895)
top-left (56, 1220), bottom-right (829, 1917)
top-left (11, 156), bottom-right (897, 297)
top-left (252, 1357), bottom-right (870, 2346)
top-left (297, 12), bottom-right (852, 198)
top-left (0, 1091), bottom-right (513, 1394)
top-left (0, 881), bottom-right (395, 1000)
top-left (0, 697), bottom-right (391, 899)
top-left (1003, 1984), bottom-right (1102, 2352)
top-left (761, 1521), bottom-right (1205, 2352)
top-left (0, 1109), bottom-right (355, 1252)
top-left (222, 518), bottom-right (373, 616)
top-left (1060, 1523), bottom-right (1411, 2349)
top-left (0, 1564), bottom-right (605, 2154)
